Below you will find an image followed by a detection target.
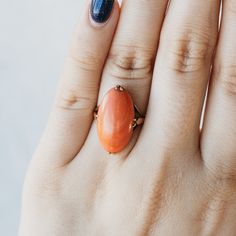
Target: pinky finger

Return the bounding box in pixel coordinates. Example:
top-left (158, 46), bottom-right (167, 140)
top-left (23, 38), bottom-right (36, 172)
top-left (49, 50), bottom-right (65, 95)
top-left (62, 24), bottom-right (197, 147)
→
top-left (34, 0), bottom-right (120, 167)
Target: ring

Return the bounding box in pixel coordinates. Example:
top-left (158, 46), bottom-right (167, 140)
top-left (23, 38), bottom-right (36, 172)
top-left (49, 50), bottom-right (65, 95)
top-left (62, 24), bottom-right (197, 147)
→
top-left (94, 85), bottom-right (145, 154)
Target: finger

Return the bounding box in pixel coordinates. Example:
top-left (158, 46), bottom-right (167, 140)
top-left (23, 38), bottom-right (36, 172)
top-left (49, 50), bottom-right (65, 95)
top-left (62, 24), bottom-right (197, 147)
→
top-left (33, 0), bottom-right (120, 166)
top-left (202, 0), bottom-right (236, 173)
top-left (140, 0), bottom-right (220, 156)
top-left (98, 0), bottom-right (168, 114)
top-left (82, 0), bottom-right (168, 157)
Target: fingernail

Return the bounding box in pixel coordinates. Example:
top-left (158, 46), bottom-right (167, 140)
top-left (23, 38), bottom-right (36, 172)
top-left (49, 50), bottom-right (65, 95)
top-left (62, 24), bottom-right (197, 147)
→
top-left (90, 0), bottom-right (115, 24)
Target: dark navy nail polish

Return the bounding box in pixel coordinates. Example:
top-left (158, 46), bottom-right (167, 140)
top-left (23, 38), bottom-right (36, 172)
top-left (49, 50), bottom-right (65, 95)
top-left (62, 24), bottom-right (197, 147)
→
top-left (91, 0), bottom-right (114, 24)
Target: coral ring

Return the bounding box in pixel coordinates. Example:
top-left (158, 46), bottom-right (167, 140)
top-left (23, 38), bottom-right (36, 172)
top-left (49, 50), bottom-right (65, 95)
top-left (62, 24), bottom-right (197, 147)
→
top-left (94, 85), bottom-right (145, 154)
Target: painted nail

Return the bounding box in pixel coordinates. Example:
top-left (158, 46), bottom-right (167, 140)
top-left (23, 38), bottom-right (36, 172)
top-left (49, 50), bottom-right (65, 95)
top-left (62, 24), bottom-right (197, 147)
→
top-left (91, 0), bottom-right (114, 24)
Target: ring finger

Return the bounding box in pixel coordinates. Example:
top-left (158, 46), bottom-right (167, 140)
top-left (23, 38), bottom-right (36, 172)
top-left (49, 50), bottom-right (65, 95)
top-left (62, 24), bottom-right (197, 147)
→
top-left (82, 0), bottom-right (169, 157)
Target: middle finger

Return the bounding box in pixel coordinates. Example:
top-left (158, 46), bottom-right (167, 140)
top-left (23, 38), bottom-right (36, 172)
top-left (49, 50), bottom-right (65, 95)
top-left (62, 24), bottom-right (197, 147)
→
top-left (140, 0), bottom-right (221, 157)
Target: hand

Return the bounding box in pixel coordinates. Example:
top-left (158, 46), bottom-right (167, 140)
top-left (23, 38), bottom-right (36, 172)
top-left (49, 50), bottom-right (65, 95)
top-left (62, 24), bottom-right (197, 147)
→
top-left (19, 0), bottom-right (236, 235)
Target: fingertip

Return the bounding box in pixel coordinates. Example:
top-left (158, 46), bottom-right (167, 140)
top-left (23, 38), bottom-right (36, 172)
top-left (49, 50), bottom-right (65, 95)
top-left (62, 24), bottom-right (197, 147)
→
top-left (88, 0), bottom-right (120, 28)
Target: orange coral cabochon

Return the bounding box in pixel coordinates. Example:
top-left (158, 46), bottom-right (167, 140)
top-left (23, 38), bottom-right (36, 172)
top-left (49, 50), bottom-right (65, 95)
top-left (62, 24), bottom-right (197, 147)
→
top-left (97, 86), bottom-right (135, 154)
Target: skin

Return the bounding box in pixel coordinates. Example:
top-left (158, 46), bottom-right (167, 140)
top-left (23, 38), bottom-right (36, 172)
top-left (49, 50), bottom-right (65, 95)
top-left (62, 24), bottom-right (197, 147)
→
top-left (19, 0), bottom-right (236, 235)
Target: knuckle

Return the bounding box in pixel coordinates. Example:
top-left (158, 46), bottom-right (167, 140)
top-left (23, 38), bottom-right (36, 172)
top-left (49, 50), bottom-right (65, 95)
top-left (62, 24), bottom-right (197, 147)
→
top-left (163, 32), bottom-right (213, 74)
top-left (216, 65), bottom-right (236, 95)
top-left (107, 44), bottom-right (154, 81)
top-left (56, 86), bottom-right (97, 114)
top-left (67, 49), bottom-right (101, 72)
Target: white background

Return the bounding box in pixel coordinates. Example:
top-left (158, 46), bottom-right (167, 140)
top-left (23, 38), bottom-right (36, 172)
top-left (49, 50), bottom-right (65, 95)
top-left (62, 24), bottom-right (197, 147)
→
top-left (0, 0), bottom-right (85, 234)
